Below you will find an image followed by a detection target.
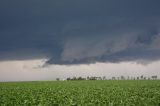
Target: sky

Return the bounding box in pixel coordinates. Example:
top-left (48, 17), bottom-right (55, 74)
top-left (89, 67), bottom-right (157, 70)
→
top-left (0, 0), bottom-right (160, 81)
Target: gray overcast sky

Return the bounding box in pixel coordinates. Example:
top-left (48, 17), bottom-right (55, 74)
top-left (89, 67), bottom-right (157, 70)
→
top-left (0, 0), bottom-right (160, 81)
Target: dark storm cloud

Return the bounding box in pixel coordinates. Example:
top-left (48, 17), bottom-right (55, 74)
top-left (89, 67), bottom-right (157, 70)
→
top-left (0, 0), bottom-right (160, 65)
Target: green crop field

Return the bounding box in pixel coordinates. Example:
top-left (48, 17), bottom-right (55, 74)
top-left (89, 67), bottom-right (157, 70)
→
top-left (0, 80), bottom-right (160, 106)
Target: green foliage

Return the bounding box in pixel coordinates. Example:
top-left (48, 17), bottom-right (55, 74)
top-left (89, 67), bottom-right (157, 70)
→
top-left (0, 80), bottom-right (160, 106)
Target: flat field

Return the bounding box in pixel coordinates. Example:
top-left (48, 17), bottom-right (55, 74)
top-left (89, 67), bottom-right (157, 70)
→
top-left (0, 80), bottom-right (160, 106)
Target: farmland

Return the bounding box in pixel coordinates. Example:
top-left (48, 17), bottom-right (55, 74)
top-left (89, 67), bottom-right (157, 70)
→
top-left (0, 80), bottom-right (160, 106)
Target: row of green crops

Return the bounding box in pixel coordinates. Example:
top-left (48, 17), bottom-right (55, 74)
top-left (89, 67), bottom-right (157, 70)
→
top-left (0, 80), bottom-right (160, 106)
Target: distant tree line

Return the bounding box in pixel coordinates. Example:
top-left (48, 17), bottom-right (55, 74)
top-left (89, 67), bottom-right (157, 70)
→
top-left (111, 75), bottom-right (158, 80)
top-left (56, 75), bottom-right (158, 81)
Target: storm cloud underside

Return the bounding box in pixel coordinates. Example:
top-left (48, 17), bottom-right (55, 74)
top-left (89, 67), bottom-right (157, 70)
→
top-left (0, 0), bottom-right (160, 65)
